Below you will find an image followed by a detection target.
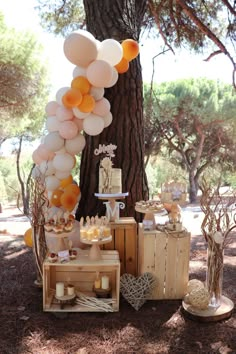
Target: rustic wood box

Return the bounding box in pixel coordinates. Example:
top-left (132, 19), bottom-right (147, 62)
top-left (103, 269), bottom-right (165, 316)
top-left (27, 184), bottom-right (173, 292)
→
top-left (102, 217), bottom-right (138, 276)
top-left (138, 224), bottom-right (190, 300)
top-left (43, 249), bottom-right (120, 312)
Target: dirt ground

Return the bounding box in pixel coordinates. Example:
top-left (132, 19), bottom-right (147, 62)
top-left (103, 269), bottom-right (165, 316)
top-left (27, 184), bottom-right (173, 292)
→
top-left (0, 205), bottom-right (236, 354)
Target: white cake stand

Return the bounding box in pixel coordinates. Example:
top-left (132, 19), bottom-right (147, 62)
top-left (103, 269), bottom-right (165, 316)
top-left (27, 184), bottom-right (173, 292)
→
top-left (81, 236), bottom-right (112, 261)
top-left (95, 192), bottom-right (129, 221)
top-left (135, 206), bottom-right (167, 230)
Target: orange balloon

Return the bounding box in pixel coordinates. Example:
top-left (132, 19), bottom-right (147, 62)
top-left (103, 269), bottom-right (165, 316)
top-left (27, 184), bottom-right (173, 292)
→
top-left (62, 88), bottom-right (82, 108)
top-left (60, 175), bottom-right (73, 188)
top-left (64, 183), bottom-right (81, 196)
top-left (71, 76), bottom-right (91, 95)
top-left (115, 57), bottom-right (129, 73)
top-left (51, 189), bottom-right (64, 207)
top-left (60, 191), bottom-right (78, 211)
top-left (121, 39), bottom-right (139, 61)
top-left (78, 94), bottom-right (95, 113)
top-left (24, 228), bottom-right (33, 247)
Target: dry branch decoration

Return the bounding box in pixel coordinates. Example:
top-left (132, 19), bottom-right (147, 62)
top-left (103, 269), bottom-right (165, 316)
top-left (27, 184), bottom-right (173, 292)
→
top-left (200, 178), bottom-right (236, 306)
top-left (29, 172), bottom-right (48, 280)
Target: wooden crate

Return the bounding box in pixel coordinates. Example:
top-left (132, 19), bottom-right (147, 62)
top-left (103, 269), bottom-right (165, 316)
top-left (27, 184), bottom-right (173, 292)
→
top-left (102, 217), bottom-right (137, 276)
top-left (43, 249), bottom-right (120, 312)
top-left (138, 224), bottom-right (190, 300)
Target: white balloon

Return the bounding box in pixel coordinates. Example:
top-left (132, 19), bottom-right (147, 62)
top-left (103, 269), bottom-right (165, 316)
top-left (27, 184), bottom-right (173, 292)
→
top-left (44, 132), bottom-right (64, 152)
top-left (103, 112), bottom-right (113, 128)
top-left (72, 107), bottom-right (90, 119)
top-left (56, 87), bottom-right (70, 105)
top-left (87, 60), bottom-right (113, 87)
top-left (55, 147), bottom-right (67, 155)
top-left (63, 30), bottom-right (98, 67)
top-left (45, 101), bottom-right (60, 116)
top-left (53, 153), bottom-right (75, 172)
top-left (46, 116), bottom-right (60, 132)
top-left (45, 175), bottom-right (60, 191)
top-left (55, 170), bottom-right (72, 180)
top-left (90, 86), bottom-right (105, 101)
top-left (93, 98), bottom-right (111, 117)
top-left (65, 133), bottom-right (86, 155)
top-left (105, 67), bottom-right (119, 88)
top-left (97, 39), bottom-right (123, 66)
top-left (73, 66), bottom-right (87, 78)
top-left (83, 114), bottom-right (105, 136)
top-left (39, 160), bottom-right (56, 176)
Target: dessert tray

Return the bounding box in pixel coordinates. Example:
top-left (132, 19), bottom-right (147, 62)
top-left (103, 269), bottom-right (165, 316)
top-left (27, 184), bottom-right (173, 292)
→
top-left (80, 236), bottom-right (112, 261)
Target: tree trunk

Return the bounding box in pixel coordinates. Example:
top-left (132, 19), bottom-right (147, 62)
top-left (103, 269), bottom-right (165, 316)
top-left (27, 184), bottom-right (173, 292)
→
top-left (189, 171), bottom-right (198, 203)
top-left (77, 0), bottom-right (149, 221)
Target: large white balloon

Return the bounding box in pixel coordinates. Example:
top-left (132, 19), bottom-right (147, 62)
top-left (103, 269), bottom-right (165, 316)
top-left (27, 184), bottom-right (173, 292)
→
top-left (103, 112), bottom-right (113, 128)
top-left (39, 160), bottom-right (56, 176)
top-left (90, 86), bottom-right (105, 101)
top-left (87, 60), bottom-right (113, 88)
top-left (55, 169), bottom-right (72, 180)
top-left (73, 66), bottom-right (87, 78)
top-left (46, 116), bottom-right (60, 132)
top-left (45, 175), bottom-right (60, 191)
top-left (83, 114), bottom-right (105, 136)
top-left (105, 67), bottom-right (119, 88)
top-left (93, 98), bottom-right (111, 117)
top-left (97, 39), bottom-right (123, 66)
top-left (65, 133), bottom-right (86, 155)
top-left (44, 132), bottom-right (65, 152)
top-left (53, 153), bottom-right (75, 172)
top-left (56, 87), bottom-right (70, 105)
top-left (64, 30), bottom-right (98, 67)
top-left (72, 107), bottom-right (90, 119)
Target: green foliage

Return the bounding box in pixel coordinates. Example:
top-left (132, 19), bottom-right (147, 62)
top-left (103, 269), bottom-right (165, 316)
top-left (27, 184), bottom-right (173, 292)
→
top-left (0, 157), bottom-right (19, 203)
top-left (0, 13), bottom-right (50, 142)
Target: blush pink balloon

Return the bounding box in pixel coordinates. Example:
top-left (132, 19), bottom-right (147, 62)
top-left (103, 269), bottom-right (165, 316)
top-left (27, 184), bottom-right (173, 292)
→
top-left (59, 121), bottom-right (78, 139)
top-left (45, 101), bottom-right (59, 116)
top-left (37, 144), bottom-right (55, 160)
top-left (56, 106), bottom-right (74, 121)
top-left (46, 116), bottom-right (60, 132)
top-left (32, 149), bottom-right (44, 165)
top-left (93, 98), bottom-right (111, 117)
top-left (72, 117), bottom-right (84, 132)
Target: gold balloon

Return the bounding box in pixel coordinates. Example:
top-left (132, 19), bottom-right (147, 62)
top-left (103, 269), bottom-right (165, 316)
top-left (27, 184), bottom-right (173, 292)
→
top-left (24, 228), bottom-right (33, 248)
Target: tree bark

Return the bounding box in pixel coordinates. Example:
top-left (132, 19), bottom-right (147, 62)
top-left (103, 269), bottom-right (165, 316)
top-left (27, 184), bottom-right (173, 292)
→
top-left (188, 171), bottom-right (198, 204)
top-left (77, 0), bottom-right (149, 221)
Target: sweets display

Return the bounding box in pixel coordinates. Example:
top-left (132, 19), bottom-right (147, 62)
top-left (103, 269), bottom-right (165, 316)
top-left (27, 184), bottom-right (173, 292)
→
top-left (79, 216), bottom-right (111, 241)
top-left (44, 210), bottom-right (75, 234)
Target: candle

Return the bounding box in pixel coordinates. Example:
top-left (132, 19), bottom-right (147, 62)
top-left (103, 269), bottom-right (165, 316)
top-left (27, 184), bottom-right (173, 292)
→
top-left (67, 284), bottom-right (75, 296)
top-left (56, 282), bottom-right (64, 297)
top-left (94, 272), bottom-right (101, 289)
top-left (101, 275), bottom-right (109, 290)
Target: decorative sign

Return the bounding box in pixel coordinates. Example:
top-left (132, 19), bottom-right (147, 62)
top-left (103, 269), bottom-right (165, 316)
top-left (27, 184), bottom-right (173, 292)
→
top-left (94, 143), bottom-right (117, 158)
top-left (103, 201), bottom-right (125, 221)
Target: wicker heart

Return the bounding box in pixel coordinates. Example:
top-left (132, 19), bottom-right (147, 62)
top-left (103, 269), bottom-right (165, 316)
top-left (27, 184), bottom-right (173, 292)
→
top-left (120, 273), bottom-right (157, 311)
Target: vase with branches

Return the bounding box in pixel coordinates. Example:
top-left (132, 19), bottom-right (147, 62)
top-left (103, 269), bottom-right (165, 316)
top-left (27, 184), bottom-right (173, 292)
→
top-left (200, 178), bottom-right (236, 308)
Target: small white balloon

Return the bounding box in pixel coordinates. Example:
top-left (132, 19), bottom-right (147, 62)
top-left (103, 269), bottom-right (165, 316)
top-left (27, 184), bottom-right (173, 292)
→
top-left (97, 39), bottom-right (123, 66)
top-left (56, 87), bottom-right (70, 105)
top-left (87, 60), bottom-right (113, 88)
top-left (44, 132), bottom-right (65, 152)
top-left (103, 112), bottom-right (113, 128)
top-left (213, 231), bottom-right (224, 244)
top-left (73, 66), bottom-right (87, 78)
top-left (73, 107), bottom-right (90, 119)
top-left (90, 86), bottom-right (105, 101)
top-left (83, 114), bottom-right (105, 136)
top-left (65, 133), bottom-right (86, 155)
top-left (53, 153), bottom-right (75, 172)
top-left (55, 169), bottom-right (72, 180)
top-left (105, 67), bottom-right (119, 88)
top-left (45, 175), bottom-right (60, 191)
top-left (46, 116), bottom-right (60, 132)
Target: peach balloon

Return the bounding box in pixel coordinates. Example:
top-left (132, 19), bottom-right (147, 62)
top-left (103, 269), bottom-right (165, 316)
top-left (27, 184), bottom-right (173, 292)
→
top-left (46, 116), bottom-right (60, 132)
top-left (86, 60), bottom-right (113, 87)
top-left (83, 114), bottom-right (104, 136)
top-left (78, 94), bottom-right (95, 113)
top-left (56, 87), bottom-right (70, 105)
top-left (51, 189), bottom-right (64, 207)
top-left (44, 132), bottom-right (65, 152)
top-left (65, 133), bottom-right (86, 155)
top-left (121, 39), bottom-right (139, 61)
top-left (60, 175), bottom-right (73, 188)
top-left (56, 106), bottom-right (74, 121)
top-left (72, 117), bottom-right (84, 131)
top-left (32, 149), bottom-right (43, 165)
top-left (37, 144), bottom-right (55, 160)
top-left (45, 101), bottom-right (59, 116)
top-left (72, 107), bottom-right (90, 119)
top-left (59, 121), bottom-right (78, 140)
top-left (63, 30), bottom-right (98, 67)
top-left (64, 183), bottom-right (81, 196)
top-left (115, 57), bottom-right (129, 73)
top-left (71, 76), bottom-right (91, 95)
top-left (60, 191), bottom-right (78, 211)
top-left (62, 88), bottom-right (82, 108)
top-left (93, 98), bottom-right (110, 117)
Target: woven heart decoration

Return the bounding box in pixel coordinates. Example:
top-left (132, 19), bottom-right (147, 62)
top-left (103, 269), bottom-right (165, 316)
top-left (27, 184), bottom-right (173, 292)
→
top-left (120, 272), bottom-right (157, 311)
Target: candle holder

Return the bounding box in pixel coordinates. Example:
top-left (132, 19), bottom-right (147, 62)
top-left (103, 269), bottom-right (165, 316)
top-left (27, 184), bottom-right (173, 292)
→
top-left (55, 293), bottom-right (76, 309)
top-left (93, 286), bottom-right (111, 298)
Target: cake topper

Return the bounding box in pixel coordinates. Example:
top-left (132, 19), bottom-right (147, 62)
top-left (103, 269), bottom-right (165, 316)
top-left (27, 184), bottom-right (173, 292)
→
top-left (94, 143), bottom-right (117, 158)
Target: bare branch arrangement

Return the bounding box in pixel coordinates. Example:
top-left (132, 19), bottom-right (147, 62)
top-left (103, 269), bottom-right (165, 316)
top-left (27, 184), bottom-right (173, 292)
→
top-left (200, 178), bottom-right (236, 303)
top-left (29, 173), bottom-right (49, 279)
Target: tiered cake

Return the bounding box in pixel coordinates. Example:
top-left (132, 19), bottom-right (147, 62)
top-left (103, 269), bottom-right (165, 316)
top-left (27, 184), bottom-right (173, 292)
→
top-left (99, 167), bottom-right (122, 194)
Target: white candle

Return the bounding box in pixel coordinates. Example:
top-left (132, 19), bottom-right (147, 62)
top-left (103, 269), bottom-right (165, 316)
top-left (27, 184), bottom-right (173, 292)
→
top-left (67, 284), bottom-right (75, 296)
top-left (56, 282), bottom-right (64, 297)
top-left (101, 275), bottom-right (109, 290)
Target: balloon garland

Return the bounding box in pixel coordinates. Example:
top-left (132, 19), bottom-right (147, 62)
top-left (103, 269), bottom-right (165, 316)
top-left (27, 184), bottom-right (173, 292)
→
top-left (31, 30), bottom-right (139, 220)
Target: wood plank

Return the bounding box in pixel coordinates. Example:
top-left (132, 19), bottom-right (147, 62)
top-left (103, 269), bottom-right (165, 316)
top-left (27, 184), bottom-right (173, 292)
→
top-left (152, 232), bottom-right (168, 299)
top-left (142, 233), bottom-right (155, 274)
top-left (114, 227), bottom-right (125, 275)
top-left (175, 233), bottom-right (191, 298)
top-left (165, 235), bottom-right (178, 299)
top-left (124, 223), bottom-right (137, 275)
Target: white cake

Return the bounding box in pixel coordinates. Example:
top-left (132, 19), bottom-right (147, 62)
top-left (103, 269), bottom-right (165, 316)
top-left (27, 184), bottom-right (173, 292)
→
top-left (99, 167), bottom-right (122, 194)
